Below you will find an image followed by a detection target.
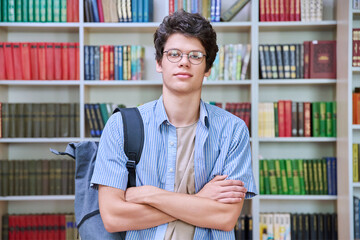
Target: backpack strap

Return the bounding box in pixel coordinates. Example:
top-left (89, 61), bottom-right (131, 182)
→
top-left (113, 107), bottom-right (144, 188)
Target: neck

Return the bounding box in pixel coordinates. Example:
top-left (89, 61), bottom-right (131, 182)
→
top-left (162, 90), bottom-right (201, 127)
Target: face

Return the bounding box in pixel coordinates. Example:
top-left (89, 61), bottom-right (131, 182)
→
top-left (156, 33), bottom-right (211, 96)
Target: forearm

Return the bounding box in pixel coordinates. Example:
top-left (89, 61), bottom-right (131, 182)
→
top-left (99, 186), bottom-right (176, 232)
top-left (141, 187), bottom-right (244, 231)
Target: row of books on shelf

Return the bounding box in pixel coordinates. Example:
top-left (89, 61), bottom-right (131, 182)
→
top-left (354, 0), bottom-right (360, 10)
top-left (354, 196), bottom-right (360, 239)
top-left (0, 0), bottom-right (79, 22)
top-left (0, 159), bottom-right (75, 196)
top-left (352, 29), bottom-right (360, 67)
top-left (1, 213), bottom-right (77, 240)
top-left (259, 158), bottom-right (337, 195)
top-left (259, 41), bottom-right (336, 80)
top-left (352, 144), bottom-right (360, 183)
top-left (85, 0), bottom-right (153, 22)
top-left (0, 42), bottom-right (80, 81)
top-left (84, 45), bottom-right (145, 81)
top-left (260, 0), bottom-right (323, 22)
top-left (260, 212), bottom-right (337, 240)
top-left (258, 101), bottom-right (336, 138)
top-left (0, 103), bottom-right (80, 138)
top-left (222, 102), bottom-right (251, 131)
top-left (234, 214), bottom-right (252, 240)
top-left (353, 88), bottom-right (360, 124)
top-left (206, 44), bottom-right (251, 81)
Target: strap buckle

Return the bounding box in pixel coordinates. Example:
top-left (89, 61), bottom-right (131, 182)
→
top-left (126, 160), bottom-right (136, 170)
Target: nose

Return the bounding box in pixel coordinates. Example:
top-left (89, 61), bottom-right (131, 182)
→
top-left (177, 54), bottom-right (191, 67)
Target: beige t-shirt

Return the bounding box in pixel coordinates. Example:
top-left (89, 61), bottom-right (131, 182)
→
top-left (164, 121), bottom-right (197, 240)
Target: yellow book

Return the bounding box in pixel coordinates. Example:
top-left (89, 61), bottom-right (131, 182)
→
top-left (354, 144), bottom-right (359, 182)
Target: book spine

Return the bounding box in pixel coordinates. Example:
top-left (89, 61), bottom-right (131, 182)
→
top-left (312, 102), bottom-right (320, 137)
top-left (285, 159), bottom-right (294, 194)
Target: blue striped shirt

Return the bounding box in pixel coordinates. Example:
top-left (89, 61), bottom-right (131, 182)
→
top-left (91, 96), bottom-right (257, 240)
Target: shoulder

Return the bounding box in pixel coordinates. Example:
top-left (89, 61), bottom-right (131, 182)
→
top-left (205, 102), bottom-right (246, 129)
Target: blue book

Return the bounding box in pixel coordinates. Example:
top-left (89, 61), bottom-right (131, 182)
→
top-left (132, 0), bottom-right (138, 22)
top-left (114, 46), bottom-right (118, 80)
top-left (90, 46), bottom-right (95, 80)
top-left (325, 157), bottom-right (332, 195)
top-left (174, 0), bottom-right (178, 12)
top-left (90, 0), bottom-right (99, 22)
top-left (210, 0), bottom-right (216, 22)
top-left (332, 157), bottom-right (337, 195)
top-left (191, 0), bottom-right (197, 13)
top-left (143, 0), bottom-right (153, 22)
top-left (94, 46), bottom-right (100, 80)
top-left (215, 0), bottom-right (221, 22)
top-left (138, 0), bottom-right (143, 22)
top-left (84, 46), bottom-right (90, 80)
top-left (118, 46), bottom-right (123, 80)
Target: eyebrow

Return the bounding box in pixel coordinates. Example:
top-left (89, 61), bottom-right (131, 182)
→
top-left (165, 48), bottom-right (204, 53)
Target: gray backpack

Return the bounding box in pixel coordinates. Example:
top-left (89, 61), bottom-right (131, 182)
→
top-left (51, 107), bottom-right (144, 240)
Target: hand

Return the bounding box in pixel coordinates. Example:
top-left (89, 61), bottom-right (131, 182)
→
top-left (195, 175), bottom-right (247, 204)
top-left (125, 185), bottom-right (157, 204)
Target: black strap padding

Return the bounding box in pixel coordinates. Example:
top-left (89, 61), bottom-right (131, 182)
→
top-left (113, 107), bottom-right (144, 188)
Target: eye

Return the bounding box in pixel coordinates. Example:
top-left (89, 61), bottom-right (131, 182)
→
top-left (189, 51), bottom-right (203, 59)
top-left (168, 50), bottom-right (181, 57)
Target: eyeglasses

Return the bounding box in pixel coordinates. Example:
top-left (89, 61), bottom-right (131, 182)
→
top-left (163, 49), bottom-right (207, 65)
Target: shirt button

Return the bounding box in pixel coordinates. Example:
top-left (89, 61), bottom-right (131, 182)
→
top-left (169, 168), bottom-right (174, 172)
top-left (170, 141), bottom-right (174, 146)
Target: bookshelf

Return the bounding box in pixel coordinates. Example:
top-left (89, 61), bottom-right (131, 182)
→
top-left (0, 0), bottom-right (352, 239)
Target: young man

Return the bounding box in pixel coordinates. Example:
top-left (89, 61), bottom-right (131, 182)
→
top-left (91, 10), bottom-right (257, 240)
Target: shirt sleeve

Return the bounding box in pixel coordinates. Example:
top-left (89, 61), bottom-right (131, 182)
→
top-left (222, 121), bottom-right (258, 198)
top-left (90, 112), bottom-right (129, 191)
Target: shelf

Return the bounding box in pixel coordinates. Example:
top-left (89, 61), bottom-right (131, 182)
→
top-left (0, 80), bottom-right (80, 86)
top-left (258, 20), bottom-right (337, 32)
top-left (0, 138), bottom-right (81, 143)
top-left (0, 22), bottom-right (79, 33)
top-left (353, 9), bottom-right (360, 14)
top-left (84, 80), bottom-right (252, 86)
top-left (0, 195), bottom-right (75, 201)
top-left (353, 67), bottom-right (360, 72)
top-left (259, 195), bottom-right (337, 200)
top-left (259, 79), bottom-right (336, 85)
top-left (353, 125), bottom-right (360, 130)
top-left (353, 183), bottom-right (360, 188)
top-left (259, 137), bottom-right (337, 142)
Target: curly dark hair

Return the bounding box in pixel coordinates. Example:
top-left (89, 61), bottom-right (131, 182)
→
top-left (154, 10), bottom-right (218, 72)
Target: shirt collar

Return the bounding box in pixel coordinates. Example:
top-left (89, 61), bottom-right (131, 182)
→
top-left (154, 95), bottom-right (209, 129)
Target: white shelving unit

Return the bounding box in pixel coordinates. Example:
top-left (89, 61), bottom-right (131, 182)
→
top-left (1, 0), bottom-right (351, 238)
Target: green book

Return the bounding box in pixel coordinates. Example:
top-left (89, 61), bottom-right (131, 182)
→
top-left (292, 160), bottom-right (301, 195)
top-left (322, 158), bottom-right (328, 195)
top-left (332, 101), bottom-right (336, 137)
top-left (274, 102), bottom-right (279, 137)
top-left (268, 160), bottom-right (278, 194)
top-left (35, 160), bottom-right (42, 195)
top-left (15, 0), bottom-right (22, 21)
top-left (259, 160), bottom-right (265, 194)
top-left (99, 103), bottom-right (110, 125)
top-left (312, 159), bottom-right (319, 195)
top-left (40, 103), bottom-right (47, 137)
top-left (75, 103), bottom-right (80, 137)
top-left (69, 103), bottom-right (76, 137)
top-left (14, 160), bottom-right (20, 195)
top-left (1, 160), bottom-right (8, 196)
top-left (60, 103), bottom-right (70, 137)
top-left (22, 0), bottom-right (28, 21)
top-left (297, 159), bottom-right (305, 195)
top-left (2, 103), bottom-right (10, 138)
top-left (221, 0), bottom-right (251, 22)
top-left (22, 160), bottom-right (29, 195)
top-left (312, 102), bottom-right (320, 137)
top-left (263, 160), bottom-right (271, 194)
top-left (42, 160), bottom-right (49, 195)
top-left (55, 160), bottom-right (62, 195)
top-left (319, 102), bottom-right (326, 137)
top-left (308, 159), bottom-right (315, 194)
top-left (274, 159), bottom-right (283, 194)
top-left (16, 103), bottom-right (25, 138)
top-left (61, 160), bottom-right (68, 195)
top-left (8, 0), bottom-right (16, 22)
top-left (29, 160), bottom-right (36, 195)
top-left (325, 102), bottom-right (333, 137)
top-left (8, 161), bottom-right (14, 196)
top-left (32, 103), bottom-right (41, 138)
top-left (2, 0), bottom-right (8, 21)
top-left (280, 159), bottom-right (288, 194)
top-left (46, 103), bottom-right (56, 138)
top-left (40, 0), bottom-right (46, 22)
top-left (34, 0), bottom-right (40, 21)
top-left (0, 0), bottom-right (2, 21)
top-left (53, 0), bottom-right (60, 22)
top-left (24, 103), bottom-right (33, 138)
top-left (303, 160), bottom-right (309, 194)
top-left (60, 0), bottom-right (66, 22)
top-left (285, 159), bottom-right (294, 194)
top-left (317, 159), bottom-right (324, 194)
top-left (28, 0), bottom-right (34, 21)
top-left (9, 103), bottom-right (16, 138)
top-left (49, 160), bottom-right (56, 195)
top-left (46, 0), bottom-right (52, 21)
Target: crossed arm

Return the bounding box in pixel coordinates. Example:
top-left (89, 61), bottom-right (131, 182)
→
top-left (98, 175), bottom-right (247, 233)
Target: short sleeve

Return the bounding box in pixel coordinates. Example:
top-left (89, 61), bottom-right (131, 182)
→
top-left (90, 113), bottom-right (129, 191)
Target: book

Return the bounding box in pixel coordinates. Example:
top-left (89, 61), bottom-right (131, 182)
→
top-left (309, 40), bottom-right (336, 79)
top-left (221, 0), bottom-right (251, 22)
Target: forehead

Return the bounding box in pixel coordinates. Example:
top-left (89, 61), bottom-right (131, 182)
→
top-left (164, 33), bottom-right (205, 52)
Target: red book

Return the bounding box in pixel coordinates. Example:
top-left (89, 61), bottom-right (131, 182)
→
top-left (244, 102), bottom-right (251, 131)
top-left (279, 0), bottom-right (285, 21)
top-left (265, 0), bottom-right (271, 21)
top-left (303, 102), bottom-right (312, 137)
top-left (109, 45), bottom-right (114, 80)
top-left (103, 45), bottom-right (110, 80)
top-left (259, 0), bottom-right (266, 21)
top-left (0, 103), bottom-right (2, 138)
top-left (353, 29), bottom-right (358, 67)
top-left (284, 100), bottom-right (292, 137)
top-left (286, 0), bottom-right (290, 21)
top-left (67, 0), bottom-right (74, 22)
top-left (59, 214), bottom-right (66, 240)
top-left (54, 43), bottom-right (62, 80)
top-left (353, 93), bottom-right (359, 124)
top-left (289, 0), bottom-right (295, 21)
top-left (4, 43), bottom-right (15, 80)
top-left (97, 0), bottom-right (105, 22)
top-left (270, 0), bottom-right (275, 21)
top-left (38, 43), bottom-right (47, 80)
top-left (61, 43), bottom-right (69, 80)
top-left (295, 0), bottom-right (300, 21)
top-left (75, 42), bottom-right (80, 80)
top-left (278, 100), bottom-right (285, 137)
top-left (0, 43), bottom-right (6, 79)
top-left (274, 0), bottom-right (279, 21)
top-left (19, 215), bottom-right (26, 239)
top-left (12, 42), bottom-right (23, 80)
top-left (21, 42), bottom-right (31, 80)
top-left (303, 41), bottom-right (311, 79)
top-left (68, 42), bottom-right (76, 80)
top-left (309, 40), bottom-right (337, 79)
top-left (74, 0), bottom-right (79, 22)
top-left (29, 215), bottom-right (37, 240)
top-left (46, 42), bottom-right (55, 80)
top-left (169, 0), bottom-right (174, 15)
top-left (30, 43), bottom-right (39, 80)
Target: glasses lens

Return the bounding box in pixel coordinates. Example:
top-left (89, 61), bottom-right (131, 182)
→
top-left (188, 51), bottom-right (204, 65)
top-left (166, 49), bottom-right (182, 63)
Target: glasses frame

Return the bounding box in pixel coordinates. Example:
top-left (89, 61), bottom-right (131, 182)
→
top-left (163, 49), bottom-right (207, 65)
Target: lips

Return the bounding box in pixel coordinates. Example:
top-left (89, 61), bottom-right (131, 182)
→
top-left (174, 72), bottom-right (193, 78)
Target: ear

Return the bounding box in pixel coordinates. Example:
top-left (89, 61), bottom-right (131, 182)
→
top-left (204, 67), bottom-right (211, 77)
top-left (156, 60), bottom-right (163, 73)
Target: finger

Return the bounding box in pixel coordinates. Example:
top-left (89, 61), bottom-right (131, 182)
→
top-left (217, 198), bottom-right (243, 204)
top-left (218, 179), bottom-right (245, 187)
top-left (220, 186), bottom-right (247, 193)
top-left (217, 191), bottom-right (246, 199)
top-left (211, 175), bottom-right (228, 182)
